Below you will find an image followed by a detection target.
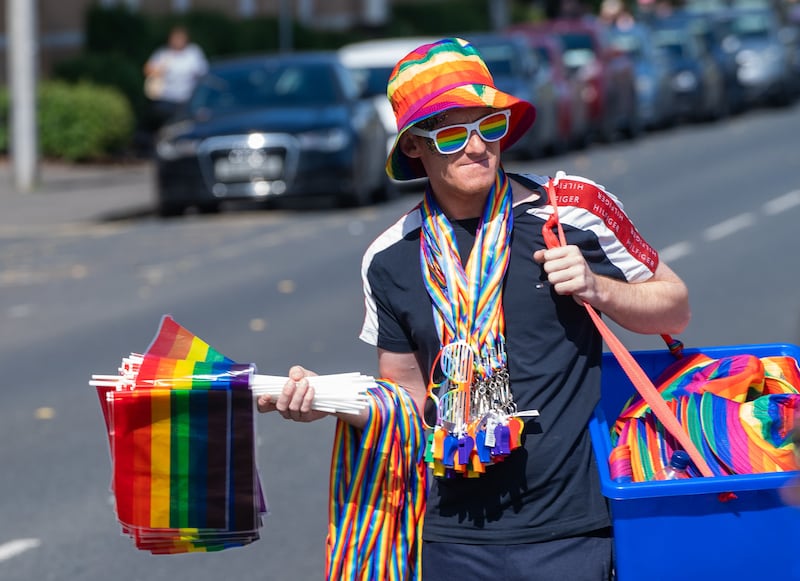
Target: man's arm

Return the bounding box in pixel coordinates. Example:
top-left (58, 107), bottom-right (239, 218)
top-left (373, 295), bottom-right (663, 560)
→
top-left (256, 349), bottom-right (428, 430)
top-left (377, 349), bottom-right (428, 417)
top-left (534, 246), bottom-right (691, 335)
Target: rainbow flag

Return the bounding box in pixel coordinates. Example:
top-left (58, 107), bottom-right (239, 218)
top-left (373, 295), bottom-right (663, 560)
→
top-left (135, 356), bottom-right (255, 390)
top-left (144, 315), bottom-right (233, 363)
top-left (96, 315), bottom-right (266, 554)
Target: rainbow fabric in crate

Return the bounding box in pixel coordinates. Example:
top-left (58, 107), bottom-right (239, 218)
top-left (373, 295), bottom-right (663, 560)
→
top-left (94, 315), bottom-right (267, 553)
top-left (609, 352), bottom-right (800, 482)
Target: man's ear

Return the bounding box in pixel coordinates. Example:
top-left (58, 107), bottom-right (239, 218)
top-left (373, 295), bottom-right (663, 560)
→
top-left (400, 133), bottom-right (423, 159)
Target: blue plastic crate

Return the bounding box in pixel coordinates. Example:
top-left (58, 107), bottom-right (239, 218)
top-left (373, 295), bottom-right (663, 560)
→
top-left (591, 343), bottom-right (800, 581)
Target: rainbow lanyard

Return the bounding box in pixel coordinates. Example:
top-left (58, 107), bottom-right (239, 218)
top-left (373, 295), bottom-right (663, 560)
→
top-left (419, 168), bottom-right (524, 477)
top-left (327, 380), bottom-right (426, 580)
top-left (420, 167), bottom-right (511, 368)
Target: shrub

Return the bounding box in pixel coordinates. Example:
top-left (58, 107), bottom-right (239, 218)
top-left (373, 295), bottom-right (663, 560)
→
top-left (388, 0), bottom-right (490, 36)
top-left (37, 81), bottom-right (134, 161)
top-left (84, 2), bottom-right (153, 64)
top-left (52, 52), bottom-right (146, 121)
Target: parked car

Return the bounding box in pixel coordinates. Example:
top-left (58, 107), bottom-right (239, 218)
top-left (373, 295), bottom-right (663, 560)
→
top-left (523, 17), bottom-right (640, 142)
top-left (649, 15), bottom-right (728, 122)
top-left (154, 51), bottom-right (389, 216)
top-left (682, 7), bottom-right (749, 114)
top-left (462, 32), bottom-right (563, 158)
top-left (509, 27), bottom-right (591, 149)
top-left (609, 22), bottom-right (678, 130)
top-left (726, 5), bottom-right (796, 106)
top-left (338, 36), bottom-right (436, 189)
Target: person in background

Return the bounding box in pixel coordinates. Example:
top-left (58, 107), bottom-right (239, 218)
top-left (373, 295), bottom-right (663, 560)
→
top-left (143, 25), bottom-right (208, 131)
top-left (600, 0), bottom-right (636, 28)
top-left (258, 37), bottom-right (690, 580)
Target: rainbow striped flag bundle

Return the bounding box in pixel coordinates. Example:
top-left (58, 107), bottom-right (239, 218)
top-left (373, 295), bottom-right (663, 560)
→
top-left (92, 315), bottom-right (267, 553)
top-left (609, 352), bottom-right (800, 482)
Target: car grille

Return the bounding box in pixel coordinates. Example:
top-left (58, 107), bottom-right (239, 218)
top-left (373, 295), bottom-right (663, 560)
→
top-left (196, 134), bottom-right (299, 198)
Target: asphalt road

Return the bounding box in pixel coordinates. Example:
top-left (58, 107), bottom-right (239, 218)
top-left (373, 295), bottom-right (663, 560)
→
top-left (1, 102), bottom-right (799, 581)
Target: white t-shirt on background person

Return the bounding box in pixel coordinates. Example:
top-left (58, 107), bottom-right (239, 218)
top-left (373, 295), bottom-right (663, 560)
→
top-left (145, 43), bottom-right (208, 104)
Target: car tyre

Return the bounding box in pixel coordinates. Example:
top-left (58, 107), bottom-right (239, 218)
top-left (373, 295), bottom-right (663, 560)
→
top-left (197, 201), bottom-right (221, 215)
top-left (157, 201), bottom-right (186, 218)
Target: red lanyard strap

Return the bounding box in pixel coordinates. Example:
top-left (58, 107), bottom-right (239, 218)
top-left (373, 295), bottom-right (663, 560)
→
top-left (543, 177), bottom-right (714, 478)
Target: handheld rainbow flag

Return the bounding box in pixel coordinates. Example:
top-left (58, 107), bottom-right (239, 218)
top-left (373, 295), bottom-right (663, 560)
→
top-left (91, 315), bottom-right (377, 554)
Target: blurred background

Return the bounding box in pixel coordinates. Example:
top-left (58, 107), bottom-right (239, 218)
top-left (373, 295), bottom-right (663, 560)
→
top-left (1, 0), bottom-right (799, 579)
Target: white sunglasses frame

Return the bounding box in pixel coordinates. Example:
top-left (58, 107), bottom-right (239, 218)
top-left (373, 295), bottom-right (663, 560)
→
top-left (408, 109), bottom-right (511, 155)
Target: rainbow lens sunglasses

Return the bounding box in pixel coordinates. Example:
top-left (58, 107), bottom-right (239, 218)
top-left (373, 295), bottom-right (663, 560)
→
top-left (408, 109), bottom-right (511, 155)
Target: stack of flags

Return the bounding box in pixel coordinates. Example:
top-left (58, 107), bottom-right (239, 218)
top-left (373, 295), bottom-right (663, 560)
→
top-left (92, 315), bottom-right (267, 553)
top-left (91, 315), bottom-right (375, 554)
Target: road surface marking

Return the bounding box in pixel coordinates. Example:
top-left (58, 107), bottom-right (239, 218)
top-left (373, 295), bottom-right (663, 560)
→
top-left (703, 212), bottom-right (756, 242)
top-left (763, 190), bottom-right (800, 216)
top-left (0, 538), bottom-right (41, 562)
top-left (658, 241), bottom-right (693, 263)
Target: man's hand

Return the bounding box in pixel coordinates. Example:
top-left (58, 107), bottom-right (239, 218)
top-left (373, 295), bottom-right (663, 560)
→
top-left (256, 365), bottom-right (330, 423)
top-left (533, 245), bottom-right (598, 305)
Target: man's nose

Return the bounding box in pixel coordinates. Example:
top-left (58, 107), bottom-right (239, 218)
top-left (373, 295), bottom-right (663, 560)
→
top-left (464, 129), bottom-right (487, 151)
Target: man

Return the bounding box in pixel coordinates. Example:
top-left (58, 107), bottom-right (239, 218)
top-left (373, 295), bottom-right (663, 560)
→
top-left (143, 25), bottom-right (208, 130)
top-left (259, 38), bottom-right (690, 580)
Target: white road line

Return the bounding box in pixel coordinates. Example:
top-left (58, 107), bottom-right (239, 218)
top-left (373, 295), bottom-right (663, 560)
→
top-left (703, 212), bottom-right (756, 242)
top-left (0, 538), bottom-right (41, 562)
top-left (658, 241), bottom-right (693, 263)
top-left (763, 190), bottom-right (800, 216)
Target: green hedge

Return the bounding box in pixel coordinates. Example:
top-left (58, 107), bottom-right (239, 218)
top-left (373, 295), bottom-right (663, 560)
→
top-left (52, 52), bottom-right (147, 121)
top-left (0, 81), bottom-right (134, 162)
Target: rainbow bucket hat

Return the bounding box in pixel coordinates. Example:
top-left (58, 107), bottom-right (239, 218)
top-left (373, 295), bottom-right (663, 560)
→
top-left (385, 37), bottom-right (536, 181)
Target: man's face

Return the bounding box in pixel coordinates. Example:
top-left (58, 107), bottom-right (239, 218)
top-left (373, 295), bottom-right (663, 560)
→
top-left (403, 106), bottom-right (502, 201)
top-left (169, 29), bottom-right (189, 50)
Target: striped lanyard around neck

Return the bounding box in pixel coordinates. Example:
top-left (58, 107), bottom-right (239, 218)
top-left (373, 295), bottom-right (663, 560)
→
top-left (419, 168), bottom-right (513, 376)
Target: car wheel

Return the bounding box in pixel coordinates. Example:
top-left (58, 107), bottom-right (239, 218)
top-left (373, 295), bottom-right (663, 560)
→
top-left (157, 201), bottom-right (186, 218)
top-left (373, 177), bottom-right (401, 204)
top-left (338, 175), bottom-right (371, 208)
top-left (624, 110), bottom-right (642, 140)
top-left (596, 114), bottom-right (617, 143)
top-left (197, 201), bottom-right (221, 215)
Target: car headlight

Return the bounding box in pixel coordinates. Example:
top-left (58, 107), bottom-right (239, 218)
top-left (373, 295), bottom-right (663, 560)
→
top-left (156, 138), bottom-right (199, 161)
top-left (736, 49), bottom-right (758, 66)
top-left (672, 71), bottom-right (698, 91)
top-left (296, 128), bottom-right (350, 151)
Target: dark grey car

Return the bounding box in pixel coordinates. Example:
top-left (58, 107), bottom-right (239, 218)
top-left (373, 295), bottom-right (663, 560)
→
top-left (154, 51), bottom-right (389, 216)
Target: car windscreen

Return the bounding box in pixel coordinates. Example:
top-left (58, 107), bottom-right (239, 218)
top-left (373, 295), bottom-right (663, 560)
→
top-left (188, 62), bottom-right (342, 114)
top-left (611, 32), bottom-right (643, 59)
top-left (730, 11), bottom-right (773, 39)
top-left (470, 43), bottom-right (518, 76)
top-left (533, 45), bottom-right (552, 65)
top-left (559, 33), bottom-right (597, 69)
top-left (653, 29), bottom-right (689, 59)
top-left (349, 66), bottom-right (393, 98)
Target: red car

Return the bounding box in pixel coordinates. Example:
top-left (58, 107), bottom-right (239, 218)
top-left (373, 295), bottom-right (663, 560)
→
top-left (508, 28), bottom-right (591, 150)
top-left (516, 18), bottom-right (640, 142)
